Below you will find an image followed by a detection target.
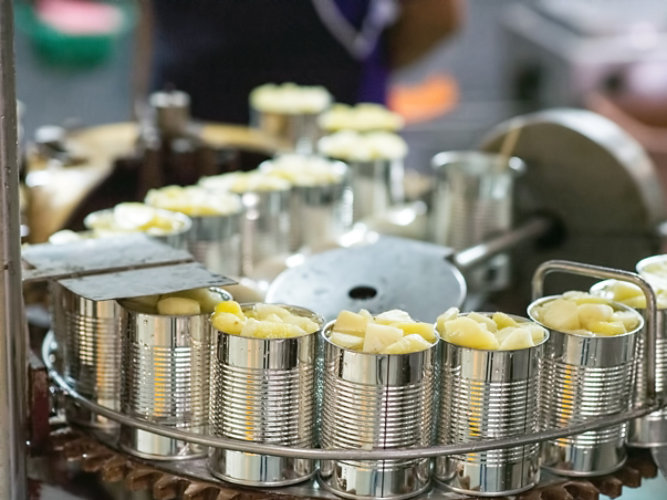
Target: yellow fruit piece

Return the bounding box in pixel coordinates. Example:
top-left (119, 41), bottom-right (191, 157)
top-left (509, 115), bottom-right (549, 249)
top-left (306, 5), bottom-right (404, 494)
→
top-left (330, 331), bottom-right (364, 350)
top-left (538, 299), bottom-right (581, 332)
top-left (156, 297), bottom-right (201, 316)
top-left (215, 300), bottom-right (244, 316)
top-left (526, 324), bottom-right (546, 343)
top-left (212, 312), bottom-right (245, 335)
top-left (562, 290), bottom-right (608, 304)
top-left (393, 322), bottom-right (436, 343)
top-left (164, 288), bottom-right (224, 313)
top-left (498, 327), bottom-right (535, 350)
top-left (288, 315), bottom-right (320, 334)
top-left (577, 303), bottom-right (614, 330)
top-left (362, 323), bottom-right (404, 354)
top-left (608, 281), bottom-right (643, 302)
top-left (252, 303), bottom-right (291, 321)
top-left (436, 307), bottom-right (459, 334)
top-left (588, 321), bottom-right (626, 336)
top-left (382, 334), bottom-right (432, 354)
top-left (442, 317), bottom-right (499, 350)
top-left (333, 310), bottom-right (368, 336)
top-left (612, 310), bottom-right (641, 331)
top-left (492, 312), bottom-right (518, 330)
top-left (375, 309), bottom-right (413, 325)
top-left (467, 312), bottom-right (498, 333)
top-left (242, 318), bottom-right (306, 338)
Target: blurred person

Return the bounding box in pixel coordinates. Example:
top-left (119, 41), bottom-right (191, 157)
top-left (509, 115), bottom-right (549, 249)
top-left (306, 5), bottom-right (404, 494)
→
top-left (137, 0), bottom-right (463, 123)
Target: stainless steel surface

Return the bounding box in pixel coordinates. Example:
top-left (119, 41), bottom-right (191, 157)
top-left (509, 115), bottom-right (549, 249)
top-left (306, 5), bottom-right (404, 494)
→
top-left (83, 208), bottom-right (193, 250)
top-left (452, 216), bottom-right (551, 271)
top-left (43, 330), bottom-right (667, 461)
top-left (187, 211), bottom-right (242, 277)
top-left (50, 282), bottom-right (120, 429)
top-left (346, 158), bottom-right (405, 223)
top-left (56, 261), bottom-right (233, 301)
top-left (250, 108), bottom-right (321, 154)
top-left (529, 260), bottom-right (656, 476)
top-left (591, 278), bottom-right (667, 447)
top-left (319, 323), bottom-right (436, 499)
top-left (653, 446), bottom-right (667, 479)
top-left (240, 189), bottom-right (291, 277)
top-left (436, 314), bottom-right (547, 496)
top-left (118, 297), bottom-right (226, 460)
top-left (431, 151), bottom-right (524, 293)
top-left (22, 233), bottom-right (194, 283)
top-left (209, 305), bottom-right (321, 486)
top-left (267, 236), bottom-right (466, 324)
top-left (0, 0), bottom-right (27, 496)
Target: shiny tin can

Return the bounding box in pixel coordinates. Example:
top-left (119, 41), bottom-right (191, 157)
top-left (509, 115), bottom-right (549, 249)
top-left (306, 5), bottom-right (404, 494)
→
top-left (187, 210), bottom-right (242, 277)
top-left (251, 109), bottom-right (322, 154)
top-left (50, 281), bottom-right (121, 429)
top-left (528, 296), bottom-right (642, 476)
top-left (318, 323), bottom-right (436, 500)
top-left (208, 304), bottom-right (321, 486)
top-left (346, 158), bottom-right (404, 223)
top-left (435, 314), bottom-right (547, 496)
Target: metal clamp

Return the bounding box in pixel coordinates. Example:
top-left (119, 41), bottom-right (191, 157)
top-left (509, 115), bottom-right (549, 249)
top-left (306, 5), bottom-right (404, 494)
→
top-left (532, 259), bottom-right (658, 402)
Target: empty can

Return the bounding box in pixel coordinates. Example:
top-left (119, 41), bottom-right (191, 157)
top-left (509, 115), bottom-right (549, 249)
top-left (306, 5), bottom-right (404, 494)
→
top-left (187, 210), bottom-right (243, 277)
top-left (435, 313), bottom-right (547, 496)
top-left (528, 296), bottom-right (641, 476)
top-left (318, 323), bottom-right (436, 500)
top-left (590, 278), bottom-right (667, 447)
top-left (118, 290), bottom-right (231, 460)
top-left (208, 304), bottom-right (321, 486)
top-left (50, 281), bottom-right (121, 429)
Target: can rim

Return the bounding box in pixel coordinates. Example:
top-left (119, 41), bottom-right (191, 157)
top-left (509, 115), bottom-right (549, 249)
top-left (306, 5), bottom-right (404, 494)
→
top-left (527, 294), bottom-right (645, 339)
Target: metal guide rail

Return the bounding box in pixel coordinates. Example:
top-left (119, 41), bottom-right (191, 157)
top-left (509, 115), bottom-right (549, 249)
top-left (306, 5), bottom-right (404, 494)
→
top-left (41, 260), bottom-right (667, 463)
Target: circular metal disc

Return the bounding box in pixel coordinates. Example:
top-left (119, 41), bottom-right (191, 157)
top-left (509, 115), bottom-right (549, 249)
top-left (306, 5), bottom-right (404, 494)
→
top-left (266, 236), bottom-right (466, 323)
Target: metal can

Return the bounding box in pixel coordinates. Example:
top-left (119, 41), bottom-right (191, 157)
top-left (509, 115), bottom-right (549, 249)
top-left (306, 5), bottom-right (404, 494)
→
top-left (435, 313), bottom-right (547, 496)
top-left (118, 290), bottom-right (231, 460)
top-left (187, 210), bottom-right (243, 277)
top-left (430, 151), bottom-right (524, 293)
top-left (250, 109), bottom-right (322, 154)
top-left (318, 323), bottom-right (436, 500)
top-left (590, 278), bottom-right (667, 447)
top-left (50, 281), bottom-right (121, 429)
top-left (208, 304), bottom-right (321, 486)
top-left (528, 296), bottom-right (642, 476)
top-left (346, 158), bottom-right (404, 223)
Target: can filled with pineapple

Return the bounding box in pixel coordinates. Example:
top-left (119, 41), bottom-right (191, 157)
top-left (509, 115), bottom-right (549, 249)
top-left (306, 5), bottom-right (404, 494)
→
top-left (528, 293), bottom-right (643, 476)
top-left (118, 288), bottom-right (231, 460)
top-left (434, 310), bottom-right (547, 496)
top-left (318, 310), bottom-right (437, 499)
top-left (208, 302), bottom-right (322, 486)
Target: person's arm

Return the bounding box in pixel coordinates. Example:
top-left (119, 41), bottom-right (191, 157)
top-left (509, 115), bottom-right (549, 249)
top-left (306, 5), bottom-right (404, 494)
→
top-left (388, 0), bottom-right (464, 68)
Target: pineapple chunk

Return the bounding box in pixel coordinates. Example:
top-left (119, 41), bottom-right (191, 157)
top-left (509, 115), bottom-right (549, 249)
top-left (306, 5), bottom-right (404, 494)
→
top-left (526, 324), bottom-right (546, 344)
top-left (436, 307), bottom-right (460, 333)
top-left (375, 309), bottom-right (413, 325)
top-left (333, 310), bottom-right (368, 336)
top-left (577, 303), bottom-right (614, 330)
top-left (253, 303), bottom-right (291, 321)
top-left (492, 312), bottom-right (518, 330)
top-left (215, 300), bottom-right (243, 316)
top-left (212, 312), bottom-right (245, 335)
top-left (383, 334), bottom-right (432, 354)
top-left (589, 321), bottom-right (626, 336)
top-left (442, 317), bottom-right (499, 350)
top-left (538, 299), bottom-right (581, 332)
top-left (243, 319), bottom-right (305, 339)
top-left (612, 310), bottom-right (641, 331)
top-left (393, 322), bottom-right (437, 343)
top-left (362, 323), bottom-right (404, 354)
top-left (467, 312), bottom-right (498, 332)
top-left (499, 327), bottom-right (535, 350)
top-left (330, 331), bottom-right (364, 350)
top-left (162, 288), bottom-right (224, 313)
top-left (607, 281), bottom-right (643, 302)
top-left (157, 297), bottom-right (201, 316)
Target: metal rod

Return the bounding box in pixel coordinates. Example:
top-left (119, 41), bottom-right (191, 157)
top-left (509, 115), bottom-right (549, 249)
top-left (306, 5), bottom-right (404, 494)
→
top-left (452, 216), bottom-right (551, 271)
top-left (532, 259), bottom-right (658, 401)
top-left (42, 333), bottom-right (664, 462)
top-left (0, 1), bottom-right (28, 498)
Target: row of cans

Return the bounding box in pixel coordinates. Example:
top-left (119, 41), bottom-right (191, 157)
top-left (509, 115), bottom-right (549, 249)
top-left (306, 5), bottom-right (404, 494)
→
top-left (50, 282), bottom-right (663, 499)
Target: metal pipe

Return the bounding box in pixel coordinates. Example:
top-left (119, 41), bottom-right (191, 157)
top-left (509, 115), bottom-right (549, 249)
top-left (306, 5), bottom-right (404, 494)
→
top-left (0, 1), bottom-right (28, 498)
top-left (452, 216), bottom-right (551, 271)
top-left (43, 332), bottom-right (664, 461)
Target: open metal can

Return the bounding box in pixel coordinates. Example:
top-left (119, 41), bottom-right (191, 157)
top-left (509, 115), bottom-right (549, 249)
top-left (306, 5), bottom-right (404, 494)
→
top-left (435, 313), bottom-right (547, 496)
top-left (50, 281), bottom-right (121, 429)
top-left (118, 289), bottom-right (231, 460)
top-left (528, 296), bottom-right (642, 476)
top-left (187, 210), bottom-right (243, 277)
top-left (318, 322), bottom-right (436, 500)
top-left (208, 304), bottom-right (322, 486)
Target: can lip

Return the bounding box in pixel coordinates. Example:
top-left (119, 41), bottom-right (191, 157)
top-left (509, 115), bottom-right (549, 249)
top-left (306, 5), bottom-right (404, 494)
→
top-left (320, 320), bottom-right (439, 357)
top-left (213, 302), bottom-right (324, 341)
top-left (436, 311), bottom-right (550, 353)
top-left (527, 295), bottom-right (645, 338)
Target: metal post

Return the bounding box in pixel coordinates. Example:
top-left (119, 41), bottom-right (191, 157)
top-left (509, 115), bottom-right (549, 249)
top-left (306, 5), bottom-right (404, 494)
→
top-left (0, 0), bottom-right (28, 498)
